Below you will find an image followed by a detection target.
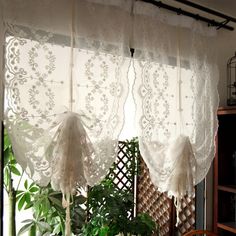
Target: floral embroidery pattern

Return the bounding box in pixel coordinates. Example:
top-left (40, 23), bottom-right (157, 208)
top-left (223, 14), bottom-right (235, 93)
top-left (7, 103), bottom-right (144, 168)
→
top-left (4, 24), bottom-right (130, 187)
top-left (29, 44), bottom-right (56, 80)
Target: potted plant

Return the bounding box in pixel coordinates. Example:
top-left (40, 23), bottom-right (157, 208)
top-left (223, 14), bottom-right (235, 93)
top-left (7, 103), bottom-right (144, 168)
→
top-left (82, 179), bottom-right (158, 236)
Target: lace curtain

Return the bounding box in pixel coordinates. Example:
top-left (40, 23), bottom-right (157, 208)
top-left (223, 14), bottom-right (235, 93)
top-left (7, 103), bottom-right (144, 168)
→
top-left (132, 1), bottom-right (219, 222)
top-left (1, 0), bottom-right (219, 227)
top-left (2, 0), bottom-right (132, 193)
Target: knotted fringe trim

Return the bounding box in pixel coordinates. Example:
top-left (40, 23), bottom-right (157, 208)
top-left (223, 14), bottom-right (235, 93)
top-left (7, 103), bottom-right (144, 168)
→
top-left (174, 196), bottom-right (181, 226)
top-left (47, 112), bottom-right (94, 236)
top-left (62, 193), bottom-right (71, 236)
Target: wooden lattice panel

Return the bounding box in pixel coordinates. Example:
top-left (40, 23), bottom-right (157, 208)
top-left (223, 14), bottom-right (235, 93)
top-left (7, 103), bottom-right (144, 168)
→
top-left (106, 141), bottom-right (136, 218)
top-left (107, 142), bottom-right (135, 193)
top-left (177, 195), bottom-right (196, 235)
top-left (137, 157), bottom-right (174, 236)
top-left (87, 141), bottom-right (136, 219)
top-left (87, 141), bottom-right (196, 235)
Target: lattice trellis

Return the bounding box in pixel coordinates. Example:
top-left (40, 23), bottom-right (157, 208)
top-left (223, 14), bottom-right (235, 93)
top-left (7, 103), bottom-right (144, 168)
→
top-left (136, 156), bottom-right (196, 236)
top-left (106, 141), bottom-right (137, 218)
top-left (107, 141), bottom-right (136, 193)
top-left (87, 141), bottom-right (137, 219)
top-left (177, 195), bottom-right (196, 235)
top-left (137, 156), bottom-right (174, 236)
top-left (87, 141), bottom-right (196, 235)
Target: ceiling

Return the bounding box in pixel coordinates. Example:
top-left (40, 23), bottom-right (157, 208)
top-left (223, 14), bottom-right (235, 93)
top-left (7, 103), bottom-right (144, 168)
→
top-left (162, 0), bottom-right (236, 24)
top-left (193, 0), bottom-right (236, 17)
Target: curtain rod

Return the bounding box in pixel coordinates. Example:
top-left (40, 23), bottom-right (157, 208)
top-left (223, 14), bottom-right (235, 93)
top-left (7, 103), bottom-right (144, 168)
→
top-left (139, 0), bottom-right (234, 31)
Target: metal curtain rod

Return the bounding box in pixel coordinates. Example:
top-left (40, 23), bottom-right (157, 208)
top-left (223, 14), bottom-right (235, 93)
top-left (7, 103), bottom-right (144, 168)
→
top-left (172, 0), bottom-right (236, 23)
top-left (140, 0), bottom-right (234, 31)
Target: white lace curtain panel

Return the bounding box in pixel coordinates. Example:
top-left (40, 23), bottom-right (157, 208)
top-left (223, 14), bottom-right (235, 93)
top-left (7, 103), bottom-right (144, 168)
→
top-left (1, 0), bottom-right (219, 228)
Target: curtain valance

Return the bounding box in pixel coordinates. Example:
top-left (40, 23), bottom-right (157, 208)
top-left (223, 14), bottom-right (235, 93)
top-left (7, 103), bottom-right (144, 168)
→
top-left (1, 0), bottom-right (219, 229)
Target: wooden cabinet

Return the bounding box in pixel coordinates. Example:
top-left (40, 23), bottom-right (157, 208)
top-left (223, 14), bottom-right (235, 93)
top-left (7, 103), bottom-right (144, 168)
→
top-left (214, 107), bottom-right (236, 235)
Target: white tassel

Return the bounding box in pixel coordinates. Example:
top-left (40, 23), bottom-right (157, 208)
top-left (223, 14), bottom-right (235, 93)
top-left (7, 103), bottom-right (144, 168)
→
top-left (46, 112), bottom-right (94, 236)
top-left (146, 135), bottom-right (196, 226)
top-left (165, 135), bottom-right (196, 226)
top-left (62, 193), bottom-right (71, 236)
top-left (47, 112), bottom-right (94, 194)
top-left (174, 196), bottom-right (181, 226)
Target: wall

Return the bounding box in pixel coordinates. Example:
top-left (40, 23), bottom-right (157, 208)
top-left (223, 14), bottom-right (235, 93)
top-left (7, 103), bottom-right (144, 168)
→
top-left (216, 29), bottom-right (236, 106)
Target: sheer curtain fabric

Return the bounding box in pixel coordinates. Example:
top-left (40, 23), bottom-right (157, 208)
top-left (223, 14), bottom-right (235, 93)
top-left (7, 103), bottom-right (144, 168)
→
top-left (1, 0), bottom-right (219, 225)
top-left (132, 2), bottom-right (219, 222)
top-left (2, 0), bottom-right (131, 194)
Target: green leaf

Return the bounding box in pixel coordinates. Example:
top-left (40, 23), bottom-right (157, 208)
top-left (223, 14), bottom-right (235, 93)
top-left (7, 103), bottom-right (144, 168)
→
top-left (24, 180), bottom-right (28, 189)
top-left (29, 187), bottom-right (39, 193)
top-left (16, 190), bottom-right (23, 194)
top-left (42, 198), bottom-right (51, 215)
top-left (48, 191), bottom-right (62, 197)
top-left (92, 227), bottom-right (100, 235)
top-left (18, 194), bottom-right (26, 211)
top-left (17, 222), bottom-right (33, 235)
top-left (10, 165), bottom-right (21, 176)
top-left (42, 232), bottom-right (51, 236)
top-left (10, 158), bottom-right (17, 164)
top-left (16, 190), bottom-right (26, 202)
top-left (24, 202), bottom-right (33, 210)
top-left (37, 221), bottom-right (51, 232)
top-left (29, 224), bottom-right (36, 236)
top-left (34, 203), bottom-right (42, 219)
top-left (29, 182), bottom-right (37, 189)
top-left (25, 192), bottom-right (31, 204)
top-left (4, 134), bottom-right (11, 151)
top-left (3, 167), bottom-right (10, 188)
top-left (21, 219), bottom-right (34, 224)
top-left (49, 196), bottom-right (63, 208)
top-left (3, 148), bottom-right (10, 167)
top-left (99, 226), bottom-right (109, 236)
top-left (52, 223), bottom-right (61, 234)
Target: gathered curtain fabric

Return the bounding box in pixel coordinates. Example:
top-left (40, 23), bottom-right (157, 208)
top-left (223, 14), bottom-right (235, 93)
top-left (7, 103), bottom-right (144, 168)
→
top-left (1, 0), bottom-right (218, 225)
top-left (2, 0), bottom-right (132, 194)
top-left (132, 2), bottom-right (219, 222)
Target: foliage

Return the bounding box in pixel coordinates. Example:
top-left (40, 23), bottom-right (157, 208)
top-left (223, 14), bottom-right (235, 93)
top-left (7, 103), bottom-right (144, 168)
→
top-left (82, 179), bottom-right (158, 236)
top-left (126, 137), bottom-right (142, 178)
top-left (4, 131), bottom-right (86, 236)
top-left (4, 130), bottom-right (20, 236)
top-left (17, 185), bottom-right (64, 236)
top-left (4, 131), bottom-right (157, 236)
top-left (17, 184), bottom-right (87, 236)
top-left (3, 131), bottom-right (21, 193)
